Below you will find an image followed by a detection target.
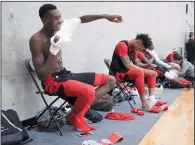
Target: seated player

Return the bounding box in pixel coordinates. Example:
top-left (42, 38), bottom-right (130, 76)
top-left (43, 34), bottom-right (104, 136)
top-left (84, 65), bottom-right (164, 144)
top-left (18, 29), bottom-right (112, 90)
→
top-left (172, 53), bottom-right (195, 82)
top-left (29, 4), bottom-right (124, 132)
top-left (110, 33), bottom-right (168, 113)
top-left (165, 48), bottom-right (178, 63)
top-left (146, 42), bottom-right (192, 88)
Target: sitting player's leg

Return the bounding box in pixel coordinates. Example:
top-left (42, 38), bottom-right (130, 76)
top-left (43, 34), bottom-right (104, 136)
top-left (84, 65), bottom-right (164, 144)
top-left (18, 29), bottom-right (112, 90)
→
top-left (42, 74), bottom-right (95, 132)
top-left (144, 71), bottom-right (167, 108)
top-left (59, 80), bottom-right (95, 132)
top-left (144, 72), bottom-right (157, 102)
top-left (155, 62), bottom-right (192, 88)
top-left (164, 70), bottom-right (192, 88)
top-left (68, 72), bottom-right (116, 130)
top-left (70, 72), bottom-right (116, 105)
top-left (92, 73), bottom-right (116, 105)
top-left (125, 68), bottom-right (157, 112)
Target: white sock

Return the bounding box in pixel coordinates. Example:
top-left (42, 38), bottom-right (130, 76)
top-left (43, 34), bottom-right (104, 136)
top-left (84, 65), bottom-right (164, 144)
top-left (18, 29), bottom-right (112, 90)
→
top-left (146, 96), bottom-right (150, 100)
top-left (148, 95), bottom-right (157, 106)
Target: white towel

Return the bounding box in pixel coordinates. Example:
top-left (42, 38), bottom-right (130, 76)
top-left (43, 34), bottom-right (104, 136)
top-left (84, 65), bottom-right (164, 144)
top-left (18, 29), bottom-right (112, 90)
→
top-left (51, 17), bottom-right (81, 42)
top-left (50, 17), bottom-right (81, 55)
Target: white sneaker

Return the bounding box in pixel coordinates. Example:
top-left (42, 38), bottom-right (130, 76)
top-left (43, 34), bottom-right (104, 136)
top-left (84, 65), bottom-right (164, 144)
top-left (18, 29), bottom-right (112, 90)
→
top-left (148, 95), bottom-right (158, 107)
top-left (129, 88), bottom-right (139, 97)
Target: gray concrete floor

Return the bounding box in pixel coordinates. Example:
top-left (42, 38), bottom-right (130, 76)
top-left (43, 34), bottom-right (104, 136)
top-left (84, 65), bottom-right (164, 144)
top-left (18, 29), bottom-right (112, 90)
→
top-left (26, 88), bottom-right (182, 145)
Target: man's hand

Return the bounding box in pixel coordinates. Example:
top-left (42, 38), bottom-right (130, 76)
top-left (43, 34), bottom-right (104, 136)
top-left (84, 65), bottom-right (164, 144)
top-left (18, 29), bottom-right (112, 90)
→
top-left (144, 69), bottom-right (158, 77)
top-left (148, 63), bottom-right (157, 68)
top-left (104, 14), bottom-right (123, 23)
top-left (170, 65), bottom-right (180, 70)
top-left (53, 35), bottom-right (60, 43)
top-left (50, 35), bottom-right (61, 56)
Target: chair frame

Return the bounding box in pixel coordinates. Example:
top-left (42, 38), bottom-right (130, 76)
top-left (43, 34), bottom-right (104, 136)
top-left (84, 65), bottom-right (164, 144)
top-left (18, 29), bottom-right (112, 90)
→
top-left (103, 59), bottom-right (136, 109)
top-left (25, 59), bottom-right (68, 136)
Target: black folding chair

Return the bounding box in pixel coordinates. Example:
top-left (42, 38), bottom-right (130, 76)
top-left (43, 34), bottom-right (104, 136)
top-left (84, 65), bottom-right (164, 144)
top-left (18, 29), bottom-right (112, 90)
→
top-left (103, 59), bottom-right (136, 109)
top-left (25, 59), bottom-right (69, 136)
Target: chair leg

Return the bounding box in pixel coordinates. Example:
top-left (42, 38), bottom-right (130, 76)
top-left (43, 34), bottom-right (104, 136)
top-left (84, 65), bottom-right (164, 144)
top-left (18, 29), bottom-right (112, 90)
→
top-left (115, 89), bottom-right (134, 110)
top-left (116, 82), bottom-right (136, 105)
top-left (124, 82), bottom-right (137, 104)
top-left (126, 100), bottom-right (134, 109)
top-left (36, 96), bottom-right (61, 121)
top-left (121, 84), bottom-right (136, 104)
top-left (132, 98), bottom-right (136, 104)
top-left (46, 107), bottom-right (63, 136)
top-left (40, 94), bottom-right (63, 136)
top-left (46, 101), bottom-right (67, 130)
top-left (27, 125), bottom-right (37, 131)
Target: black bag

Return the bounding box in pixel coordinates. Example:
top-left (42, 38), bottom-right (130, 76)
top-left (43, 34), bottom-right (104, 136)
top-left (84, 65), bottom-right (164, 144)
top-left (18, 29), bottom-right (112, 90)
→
top-left (1, 109), bottom-right (33, 145)
top-left (85, 109), bottom-right (103, 123)
top-left (90, 94), bottom-right (115, 112)
top-left (35, 106), bottom-right (68, 132)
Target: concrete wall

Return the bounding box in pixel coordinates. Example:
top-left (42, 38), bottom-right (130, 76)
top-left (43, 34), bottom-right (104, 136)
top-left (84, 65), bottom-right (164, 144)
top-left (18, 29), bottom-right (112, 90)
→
top-left (2, 2), bottom-right (193, 120)
top-left (185, 2), bottom-right (194, 42)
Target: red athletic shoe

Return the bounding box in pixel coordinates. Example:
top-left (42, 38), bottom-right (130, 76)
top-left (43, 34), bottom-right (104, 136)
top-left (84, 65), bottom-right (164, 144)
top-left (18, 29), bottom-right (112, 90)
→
top-left (149, 106), bottom-right (161, 113)
top-left (154, 101), bottom-right (167, 106)
top-left (131, 108), bottom-right (144, 116)
top-left (66, 113), bottom-right (90, 132)
top-left (142, 106), bottom-right (161, 113)
top-left (80, 119), bottom-right (96, 131)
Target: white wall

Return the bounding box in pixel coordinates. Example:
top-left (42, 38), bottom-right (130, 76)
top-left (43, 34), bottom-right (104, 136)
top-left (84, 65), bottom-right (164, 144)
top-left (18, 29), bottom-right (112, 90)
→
top-left (2, 2), bottom-right (193, 120)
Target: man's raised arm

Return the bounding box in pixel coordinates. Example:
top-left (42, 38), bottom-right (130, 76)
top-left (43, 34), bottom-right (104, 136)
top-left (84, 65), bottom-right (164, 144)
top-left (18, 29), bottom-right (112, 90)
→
top-left (79, 14), bottom-right (123, 23)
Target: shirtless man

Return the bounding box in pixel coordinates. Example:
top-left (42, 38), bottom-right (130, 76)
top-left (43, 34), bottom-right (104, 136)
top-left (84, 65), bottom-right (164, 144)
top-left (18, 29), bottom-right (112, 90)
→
top-left (29, 4), bottom-right (123, 132)
top-left (110, 34), bottom-right (167, 113)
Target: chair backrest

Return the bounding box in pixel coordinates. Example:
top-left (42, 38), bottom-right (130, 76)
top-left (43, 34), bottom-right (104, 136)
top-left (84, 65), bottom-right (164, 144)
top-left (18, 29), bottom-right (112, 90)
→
top-left (103, 59), bottom-right (111, 69)
top-left (103, 58), bottom-right (115, 76)
top-left (25, 59), bottom-right (35, 73)
top-left (25, 59), bottom-right (43, 93)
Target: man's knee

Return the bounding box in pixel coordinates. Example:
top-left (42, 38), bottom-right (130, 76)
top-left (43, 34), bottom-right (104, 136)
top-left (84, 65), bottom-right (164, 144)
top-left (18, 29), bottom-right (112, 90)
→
top-left (83, 85), bottom-right (95, 102)
top-left (164, 72), bottom-right (174, 80)
top-left (137, 69), bottom-right (144, 76)
top-left (94, 73), bottom-right (110, 86)
top-left (108, 75), bottom-right (116, 88)
top-left (127, 68), bottom-right (144, 78)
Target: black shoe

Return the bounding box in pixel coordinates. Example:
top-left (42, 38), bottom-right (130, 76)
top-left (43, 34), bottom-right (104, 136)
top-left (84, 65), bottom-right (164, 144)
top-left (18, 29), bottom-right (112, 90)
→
top-left (192, 82), bottom-right (195, 88)
top-left (186, 83), bottom-right (193, 89)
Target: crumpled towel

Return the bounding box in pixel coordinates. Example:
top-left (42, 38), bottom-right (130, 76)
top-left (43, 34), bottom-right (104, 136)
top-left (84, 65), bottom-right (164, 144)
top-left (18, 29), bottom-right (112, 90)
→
top-left (105, 112), bottom-right (135, 120)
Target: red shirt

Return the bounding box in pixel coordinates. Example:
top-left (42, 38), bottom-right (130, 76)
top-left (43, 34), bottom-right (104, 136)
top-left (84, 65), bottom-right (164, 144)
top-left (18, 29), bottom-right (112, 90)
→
top-left (166, 53), bottom-right (174, 62)
top-left (115, 42), bottom-right (145, 61)
top-left (135, 51), bottom-right (145, 61)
